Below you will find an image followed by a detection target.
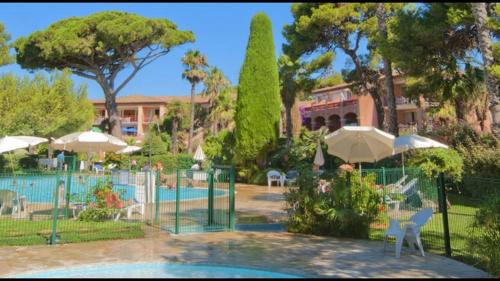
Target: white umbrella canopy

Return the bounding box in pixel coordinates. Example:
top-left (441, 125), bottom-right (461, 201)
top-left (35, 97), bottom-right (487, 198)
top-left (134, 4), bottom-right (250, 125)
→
top-left (394, 134), bottom-right (449, 175)
top-left (0, 136), bottom-right (48, 154)
top-left (394, 134), bottom-right (448, 153)
top-left (313, 143), bottom-right (325, 167)
top-left (51, 131), bottom-right (127, 153)
top-left (116, 145), bottom-right (142, 154)
top-left (324, 126), bottom-right (395, 164)
top-left (193, 145), bottom-right (206, 161)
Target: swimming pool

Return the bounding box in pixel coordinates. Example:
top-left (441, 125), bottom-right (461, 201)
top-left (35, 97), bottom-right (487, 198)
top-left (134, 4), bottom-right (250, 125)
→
top-left (13, 262), bottom-right (302, 278)
top-left (0, 175), bottom-right (226, 203)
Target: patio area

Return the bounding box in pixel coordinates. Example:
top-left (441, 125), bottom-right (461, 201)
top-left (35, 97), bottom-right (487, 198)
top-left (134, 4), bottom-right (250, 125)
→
top-left (0, 230), bottom-right (488, 278)
top-left (0, 184), bottom-right (489, 278)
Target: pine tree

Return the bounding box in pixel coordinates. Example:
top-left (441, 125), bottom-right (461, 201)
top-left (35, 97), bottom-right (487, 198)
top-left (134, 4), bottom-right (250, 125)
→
top-left (235, 13), bottom-right (281, 165)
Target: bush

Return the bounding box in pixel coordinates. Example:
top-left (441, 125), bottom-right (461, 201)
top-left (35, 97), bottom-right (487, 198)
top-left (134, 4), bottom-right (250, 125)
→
top-left (468, 196), bottom-right (500, 277)
top-left (407, 148), bottom-right (463, 182)
top-left (284, 164), bottom-right (383, 239)
top-left (78, 179), bottom-right (124, 222)
top-left (203, 129), bottom-right (235, 165)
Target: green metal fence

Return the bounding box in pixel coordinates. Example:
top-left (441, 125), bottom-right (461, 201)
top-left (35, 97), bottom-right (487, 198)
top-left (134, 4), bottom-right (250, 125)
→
top-left (0, 165), bottom-right (236, 246)
top-left (358, 167), bottom-right (499, 273)
top-left (157, 165), bottom-right (235, 234)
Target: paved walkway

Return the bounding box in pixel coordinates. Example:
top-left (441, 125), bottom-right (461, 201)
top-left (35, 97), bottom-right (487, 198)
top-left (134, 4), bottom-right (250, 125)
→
top-left (0, 231), bottom-right (488, 278)
top-left (0, 184), bottom-right (490, 278)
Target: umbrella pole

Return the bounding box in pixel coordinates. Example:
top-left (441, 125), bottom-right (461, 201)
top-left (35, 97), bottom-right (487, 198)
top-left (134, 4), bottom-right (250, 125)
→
top-left (402, 152), bottom-right (405, 176)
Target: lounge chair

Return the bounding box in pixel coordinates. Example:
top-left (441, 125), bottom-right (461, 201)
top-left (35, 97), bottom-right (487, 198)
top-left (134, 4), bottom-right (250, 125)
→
top-left (93, 163), bottom-right (105, 174)
top-left (385, 175), bottom-right (408, 193)
top-left (384, 178), bottom-right (419, 211)
top-left (117, 185), bottom-right (145, 221)
top-left (283, 170), bottom-right (299, 186)
top-left (0, 189), bottom-right (17, 215)
top-left (383, 208), bottom-right (433, 258)
top-left (267, 170), bottom-right (282, 189)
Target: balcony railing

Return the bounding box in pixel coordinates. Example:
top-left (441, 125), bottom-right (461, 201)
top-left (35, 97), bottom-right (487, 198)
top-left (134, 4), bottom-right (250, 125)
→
top-left (304, 99), bottom-right (358, 112)
top-left (120, 116), bottom-right (138, 123)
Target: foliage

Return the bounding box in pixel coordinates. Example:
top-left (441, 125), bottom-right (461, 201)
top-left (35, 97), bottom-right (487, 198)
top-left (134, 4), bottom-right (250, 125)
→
top-left (314, 73), bottom-right (344, 89)
top-left (407, 148), bottom-right (463, 181)
top-left (284, 165), bottom-right (383, 238)
top-left (0, 71), bottom-right (94, 137)
top-left (142, 123), bottom-right (171, 156)
top-left (235, 13), bottom-right (281, 164)
top-left (468, 195), bottom-right (500, 277)
top-left (0, 22), bottom-right (13, 66)
top-left (386, 3), bottom-right (485, 123)
top-left (208, 88), bottom-right (235, 133)
top-left (14, 11), bottom-right (194, 136)
top-left (128, 153), bottom-right (194, 170)
top-left (78, 179), bottom-right (124, 222)
top-left (0, 151), bottom-right (39, 172)
top-left (203, 129), bottom-right (235, 165)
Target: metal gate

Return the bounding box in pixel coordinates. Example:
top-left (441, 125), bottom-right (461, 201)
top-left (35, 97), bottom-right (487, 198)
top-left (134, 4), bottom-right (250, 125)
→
top-left (156, 165), bottom-right (235, 234)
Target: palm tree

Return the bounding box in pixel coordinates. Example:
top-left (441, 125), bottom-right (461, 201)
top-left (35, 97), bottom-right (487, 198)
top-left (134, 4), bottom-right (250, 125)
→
top-left (181, 50), bottom-right (208, 153)
top-left (209, 88), bottom-right (235, 134)
top-left (376, 3), bottom-right (399, 136)
top-left (165, 100), bottom-right (187, 155)
top-left (472, 2), bottom-right (500, 134)
top-left (201, 67), bottom-right (230, 133)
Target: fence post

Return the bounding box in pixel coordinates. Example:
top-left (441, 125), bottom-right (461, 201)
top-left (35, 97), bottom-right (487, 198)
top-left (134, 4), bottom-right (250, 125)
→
top-left (175, 168), bottom-right (180, 234)
top-left (155, 170), bottom-right (160, 226)
top-left (208, 168), bottom-right (214, 226)
top-left (438, 172), bottom-right (452, 257)
top-left (64, 168), bottom-right (72, 219)
top-left (382, 167), bottom-right (386, 204)
top-left (229, 165), bottom-right (235, 231)
top-left (50, 170), bottom-right (61, 245)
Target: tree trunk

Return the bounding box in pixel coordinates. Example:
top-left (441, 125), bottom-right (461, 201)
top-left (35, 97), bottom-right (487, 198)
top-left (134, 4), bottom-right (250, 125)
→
top-left (346, 50), bottom-right (385, 129)
top-left (472, 2), bottom-right (500, 135)
top-left (171, 118), bottom-right (178, 155)
top-left (285, 100), bottom-right (293, 147)
top-left (377, 3), bottom-right (399, 136)
top-left (105, 94), bottom-right (122, 137)
top-left (454, 97), bottom-right (466, 122)
top-left (188, 83), bottom-right (196, 153)
top-left (291, 96), bottom-right (302, 138)
top-left (371, 89), bottom-right (385, 129)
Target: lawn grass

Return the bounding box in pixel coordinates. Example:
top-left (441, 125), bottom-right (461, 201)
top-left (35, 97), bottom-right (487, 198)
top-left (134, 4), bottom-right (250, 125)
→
top-left (0, 219), bottom-right (145, 246)
top-left (370, 193), bottom-right (487, 272)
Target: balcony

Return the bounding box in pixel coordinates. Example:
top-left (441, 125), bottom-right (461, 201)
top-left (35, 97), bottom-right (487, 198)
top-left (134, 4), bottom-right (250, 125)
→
top-left (304, 99), bottom-right (358, 113)
top-left (120, 116), bottom-right (138, 123)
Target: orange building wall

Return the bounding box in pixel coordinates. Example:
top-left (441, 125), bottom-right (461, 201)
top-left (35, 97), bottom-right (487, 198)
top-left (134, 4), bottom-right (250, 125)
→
top-left (357, 94), bottom-right (378, 126)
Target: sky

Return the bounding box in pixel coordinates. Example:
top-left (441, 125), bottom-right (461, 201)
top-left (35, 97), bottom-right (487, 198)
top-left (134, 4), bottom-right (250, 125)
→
top-left (0, 3), bottom-right (352, 99)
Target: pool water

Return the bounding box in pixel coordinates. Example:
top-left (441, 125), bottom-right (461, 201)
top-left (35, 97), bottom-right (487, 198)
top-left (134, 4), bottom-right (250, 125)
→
top-left (13, 262), bottom-right (302, 278)
top-left (0, 175), bottom-right (225, 203)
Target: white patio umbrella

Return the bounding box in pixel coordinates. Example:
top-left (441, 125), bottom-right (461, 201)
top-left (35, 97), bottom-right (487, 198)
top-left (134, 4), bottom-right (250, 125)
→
top-left (116, 145), bottom-right (142, 170)
top-left (0, 136), bottom-right (48, 202)
top-left (193, 145), bottom-right (206, 162)
top-left (324, 126), bottom-right (395, 183)
top-left (394, 134), bottom-right (448, 175)
top-left (116, 145), bottom-right (142, 154)
top-left (51, 131), bottom-right (126, 171)
top-left (313, 142), bottom-right (325, 169)
top-left (51, 131), bottom-right (127, 153)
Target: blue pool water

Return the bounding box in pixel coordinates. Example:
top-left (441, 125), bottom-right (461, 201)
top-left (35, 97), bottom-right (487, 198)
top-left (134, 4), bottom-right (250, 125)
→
top-left (0, 175), bottom-right (225, 203)
top-left (13, 262), bottom-right (302, 278)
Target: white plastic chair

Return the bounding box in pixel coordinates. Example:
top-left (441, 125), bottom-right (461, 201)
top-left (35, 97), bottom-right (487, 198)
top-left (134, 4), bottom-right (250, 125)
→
top-left (283, 170), bottom-right (299, 186)
top-left (383, 208), bottom-right (433, 258)
top-left (267, 170), bottom-right (282, 189)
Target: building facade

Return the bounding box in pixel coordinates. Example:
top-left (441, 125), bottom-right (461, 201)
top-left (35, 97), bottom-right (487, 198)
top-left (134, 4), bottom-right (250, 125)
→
top-left (300, 75), bottom-right (429, 134)
top-left (90, 95), bottom-right (209, 141)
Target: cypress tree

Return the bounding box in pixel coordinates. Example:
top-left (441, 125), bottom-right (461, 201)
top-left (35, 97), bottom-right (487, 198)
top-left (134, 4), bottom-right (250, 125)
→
top-left (235, 13), bottom-right (281, 165)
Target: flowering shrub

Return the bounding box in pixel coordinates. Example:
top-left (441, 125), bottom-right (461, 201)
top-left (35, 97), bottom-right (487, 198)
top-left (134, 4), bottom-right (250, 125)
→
top-left (284, 164), bottom-right (383, 238)
top-left (78, 179), bottom-right (124, 222)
